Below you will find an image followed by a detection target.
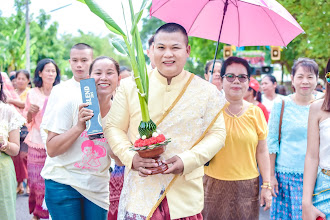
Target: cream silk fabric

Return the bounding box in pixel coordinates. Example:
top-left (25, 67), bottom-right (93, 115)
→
top-left (104, 70), bottom-right (226, 219)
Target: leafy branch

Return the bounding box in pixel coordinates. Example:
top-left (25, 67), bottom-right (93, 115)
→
top-left (78, 0), bottom-right (156, 138)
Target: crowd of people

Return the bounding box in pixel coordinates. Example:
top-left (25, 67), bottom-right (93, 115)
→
top-left (0, 22), bottom-right (329, 220)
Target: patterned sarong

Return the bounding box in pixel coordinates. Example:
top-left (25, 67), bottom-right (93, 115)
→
top-left (203, 175), bottom-right (259, 220)
top-left (108, 165), bottom-right (125, 220)
top-left (27, 147), bottom-right (49, 218)
top-left (150, 197), bottom-right (202, 220)
top-left (270, 172), bottom-right (303, 220)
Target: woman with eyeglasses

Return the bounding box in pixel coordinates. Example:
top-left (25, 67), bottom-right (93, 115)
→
top-left (267, 58), bottom-right (319, 220)
top-left (203, 57), bottom-right (272, 219)
top-left (302, 59), bottom-right (330, 220)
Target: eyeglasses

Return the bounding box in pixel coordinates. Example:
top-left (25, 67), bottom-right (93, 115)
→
top-left (326, 72), bottom-right (330, 84)
top-left (223, 73), bottom-right (249, 83)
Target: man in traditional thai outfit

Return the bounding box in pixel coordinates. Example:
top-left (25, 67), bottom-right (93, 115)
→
top-left (103, 23), bottom-right (226, 219)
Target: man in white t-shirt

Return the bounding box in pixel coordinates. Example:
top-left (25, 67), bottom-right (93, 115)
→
top-left (41, 43), bottom-right (111, 220)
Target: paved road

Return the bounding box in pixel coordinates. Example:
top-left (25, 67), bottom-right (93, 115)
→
top-left (16, 193), bottom-right (32, 220)
top-left (17, 194), bottom-right (270, 220)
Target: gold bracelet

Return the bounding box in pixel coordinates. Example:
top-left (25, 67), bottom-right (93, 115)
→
top-left (261, 185), bottom-right (272, 190)
top-left (262, 182), bottom-right (271, 187)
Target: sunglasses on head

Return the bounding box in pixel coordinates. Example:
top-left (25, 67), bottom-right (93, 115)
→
top-left (326, 72), bottom-right (330, 84)
top-left (223, 73), bottom-right (249, 83)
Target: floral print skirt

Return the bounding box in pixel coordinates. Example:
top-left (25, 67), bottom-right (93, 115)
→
top-left (270, 172), bottom-right (303, 220)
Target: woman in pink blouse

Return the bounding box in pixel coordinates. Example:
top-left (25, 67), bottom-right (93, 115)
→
top-left (24, 59), bottom-right (60, 220)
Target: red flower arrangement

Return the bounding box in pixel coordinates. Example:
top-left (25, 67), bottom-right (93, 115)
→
top-left (130, 132), bottom-right (171, 151)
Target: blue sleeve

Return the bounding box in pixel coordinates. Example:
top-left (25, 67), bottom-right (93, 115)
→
top-left (267, 98), bottom-right (284, 154)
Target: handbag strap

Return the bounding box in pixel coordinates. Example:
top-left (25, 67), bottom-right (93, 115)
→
top-left (278, 99), bottom-right (285, 145)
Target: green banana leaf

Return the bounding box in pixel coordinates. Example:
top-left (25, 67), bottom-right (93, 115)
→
top-left (78, 0), bottom-right (154, 134)
top-left (131, 0), bottom-right (149, 35)
top-left (105, 23), bottom-right (125, 36)
top-left (111, 38), bottom-right (129, 55)
top-left (78, 0), bottom-right (126, 37)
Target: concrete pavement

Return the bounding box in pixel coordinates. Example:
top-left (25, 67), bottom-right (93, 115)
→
top-left (16, 193), bottom-right (32, 220)
top-left (17, 194), bottom-right (269, 220)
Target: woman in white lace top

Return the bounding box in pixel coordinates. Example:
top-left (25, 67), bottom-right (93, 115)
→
top-left (302, 59), bottom-right (330, 220)
top-left (0, 74), bottom-right (26, 220)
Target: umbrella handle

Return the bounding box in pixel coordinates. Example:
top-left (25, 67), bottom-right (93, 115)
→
top-left (210, 0), bottom-right (229, 81)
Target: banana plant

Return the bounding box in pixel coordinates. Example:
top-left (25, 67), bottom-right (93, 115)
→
top-left (78, 0), bottom-right (156, 138)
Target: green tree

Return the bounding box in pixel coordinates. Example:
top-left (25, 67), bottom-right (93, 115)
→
top-left (0, 0), bottom-right (66, 75)
top-left (277, 0), bottom-right (329, 76)
top-left (29, 10), bottom-right (66, 74)
top-left (0, 0), bottom-right (28, 72)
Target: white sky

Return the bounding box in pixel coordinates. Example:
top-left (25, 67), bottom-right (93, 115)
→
top-left (0, 0), bottom-right (149, 36)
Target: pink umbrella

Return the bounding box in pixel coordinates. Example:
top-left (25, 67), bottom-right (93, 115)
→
top-left (150, 0), bottom-right (304, 74)
top-left (150, 0), bottom-right (304, 47)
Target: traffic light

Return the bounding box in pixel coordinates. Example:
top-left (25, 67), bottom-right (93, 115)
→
top-left (271, 46), bottom-right (281, 60)
top-left (223, 46), bottom-right (232, 59)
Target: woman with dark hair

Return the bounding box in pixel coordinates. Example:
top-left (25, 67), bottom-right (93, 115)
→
top-left (87, 56), bottom-right (122, 220)
top-left (204, 59), bottom-right (223, 92)
top-left (0, 74), bottom-right (26, 220)
top-left (261, 74), bottom-right (283, 115)
top-left (24, 58), bottom-right (60, 220)
top-left (1, 72), bottom-right (21, 109)
top-left (268, 58), bottom-right (319, 220)
top-left (302, 59), bottom-right (330, 220)
top-left (244, 77), bottom-right (269, 122)
top-left (11, 69), bottom-right (31, 195)
top-left (7, 70), bottom-right (31, 110)
top-left (203, 57), bottom-right (272, 219)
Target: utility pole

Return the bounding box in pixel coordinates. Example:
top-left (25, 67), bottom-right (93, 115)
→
top-left (25, 0), bottom-right (30, 73)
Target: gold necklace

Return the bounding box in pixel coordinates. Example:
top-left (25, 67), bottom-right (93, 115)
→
top-left (226, 105), bottom-right (244, 117)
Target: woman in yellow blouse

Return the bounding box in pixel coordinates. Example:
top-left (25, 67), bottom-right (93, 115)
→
top-left (203, 57), bottom-right (272, 219)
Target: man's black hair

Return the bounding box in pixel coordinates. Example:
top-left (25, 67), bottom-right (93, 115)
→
top-left (154, 23), bottom-right (188, 46)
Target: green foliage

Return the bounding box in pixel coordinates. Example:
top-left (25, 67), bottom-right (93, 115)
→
top-left (0, 0), bottom-right (27, 72)
top-left (277, 0), bottom-right (329, 76)
top-left (0, 0), bottom-right (130, 81)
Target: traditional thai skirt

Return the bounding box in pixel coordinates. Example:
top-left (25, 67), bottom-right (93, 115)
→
top-left (270, 172), bottom-right (303, 220)
top-left (27, 147), bottom-right (49, 218)
top-left (108, 165), bottom-right (125, 220)
top-left (203, 175), bottom-right (259, 220)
